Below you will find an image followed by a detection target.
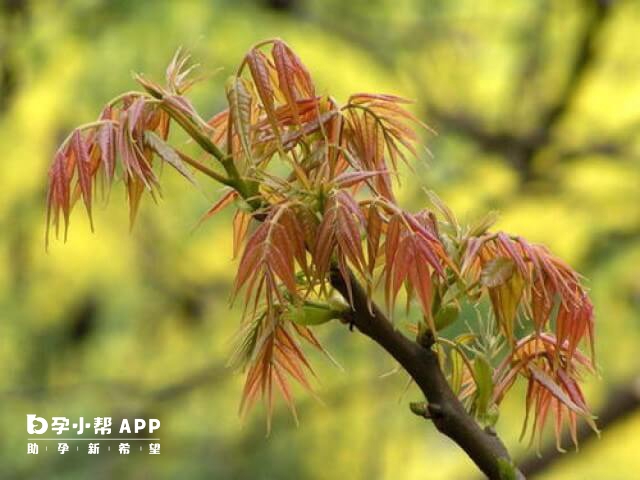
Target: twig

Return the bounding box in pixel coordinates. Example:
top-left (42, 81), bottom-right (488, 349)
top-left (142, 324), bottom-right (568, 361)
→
top-left (330, 267), bottom-right (524, 479)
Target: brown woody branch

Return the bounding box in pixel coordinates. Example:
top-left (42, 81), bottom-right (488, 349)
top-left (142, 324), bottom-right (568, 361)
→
top-left (330, 267), bottom-right (524, 479)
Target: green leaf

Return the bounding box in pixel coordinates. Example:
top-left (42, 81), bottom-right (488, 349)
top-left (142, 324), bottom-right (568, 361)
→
top-left (490, 272), bottom-right (525, 343)
top-left (454, 333), bottom-right (477, 345)
top-left (481, 257), bottom-right (515, 288)
top-left (424, 189), bottom-right (458, 231)
top-left (434, 303), bottom-right (460, 331)
top-left (440, 281), bottom-right (464, 306)
top-left (144, 131), bottom-right (196, 184)
top-left (473, 354), bottom-right (494, 419)
top-left (225, 76), bottom-right (254, 161)
top-left (450, 349), bottom-right (464, 395)
top-left (287, 303), bottom-right (336, 326)
top-left (467, 210), bottom-right (499, 237)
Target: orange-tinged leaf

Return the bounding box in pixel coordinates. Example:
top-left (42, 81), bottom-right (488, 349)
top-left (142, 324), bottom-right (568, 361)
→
top-left (233, 210), bottom-right (252, 259)
top-left (233, 205), bottom-right (310, 314)
top-left (528, 365), bottom-right (586, 415)
top-left (366, 203), bottom-right (383, 276)
top-left (125, 176), bottom-right (146, 228)
top-left (382, 210), bottom-right (450, 321)
top-left (349, 93), bottom-right (413, 105)
top-left (473, 233), bottom-right (594, 361)
top-left (333, 170), bottom-right (389, 189)
top-left (494, 332), bottom-right (596, 449)
top-left (246, 49), bottom-right (281, 146)
top-left (272, 40), bottom-right (302, 127)
top-left (226, 76), bottom-right (254, 160)
top-left (313, 191), bottom-right (367, 292)
top-left (236, 316), bottom-right (317, 429)
top-left (497, 232), bottom-right (527, 276)
top-left (410, 256), bottom-right (434, 328)
top-left (196, 189), bottom-right (238, 227)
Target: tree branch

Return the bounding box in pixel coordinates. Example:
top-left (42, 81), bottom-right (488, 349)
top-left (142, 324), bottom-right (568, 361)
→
top-left (232, 187), bottom-right (520, 476)
top-left (330, 267), bottom-right (523, 479)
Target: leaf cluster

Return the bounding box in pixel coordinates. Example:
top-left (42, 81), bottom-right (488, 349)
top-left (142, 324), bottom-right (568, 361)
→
top-left (46, 39), bottom-right (598, 446)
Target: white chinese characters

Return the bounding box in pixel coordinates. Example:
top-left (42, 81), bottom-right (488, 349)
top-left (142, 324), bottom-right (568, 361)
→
top-left (27, 414), bottom-right (160, 435)
top-left (94, 417), bottom-right (112, 435)
top-left (51, 417), bottom-right (70, 435)
top-left (26, 414), bottom-right (161, 456)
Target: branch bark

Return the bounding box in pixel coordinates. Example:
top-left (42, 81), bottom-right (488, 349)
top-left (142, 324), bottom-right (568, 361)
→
top-left (330, 267), bottom-right (524, 479)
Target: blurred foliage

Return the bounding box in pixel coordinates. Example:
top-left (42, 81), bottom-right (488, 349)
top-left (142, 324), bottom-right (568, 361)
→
top-left (1, 0), bottom-right (639, 479)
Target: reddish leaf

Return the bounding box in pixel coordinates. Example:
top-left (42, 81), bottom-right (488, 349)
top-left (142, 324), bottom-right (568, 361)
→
top-left (366, 203), bottom-right (383, 277)
top-left (71, 130), bottom-right (94, 229)
top-left (272, 41), bottom-right (302, 127)
top-left (245, 49), bottom-right (281, 145)
top-left (234, 205), bottom-right (310, 314)
top-left (45, 147), bottom-right (72, 246)
top-left (312, 191), bottom-right (367, 300)
top-left (382, 210), bottom-right (449, 326)
top-left (237, 316), bottom-right (317, 430)
top-left (196, 189), bottom-right (238, 227)
top-left (333, 170), bottom-right (389, 189)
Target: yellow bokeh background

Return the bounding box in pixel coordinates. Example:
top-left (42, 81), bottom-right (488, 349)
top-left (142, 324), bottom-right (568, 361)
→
top-left (1, 1), bottom-right (639, 478)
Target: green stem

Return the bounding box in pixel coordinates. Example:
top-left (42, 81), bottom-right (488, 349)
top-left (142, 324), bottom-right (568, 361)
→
top-left (57, 120), bottom-right (118, 151)
top-left (153, 97), bottom-right (261, 208)
top-left (436, 337), bottom-right (479, 387)
top-left (176, 151), bottom-right (234, 187)
top-left (107, 90), bottom-right (150, 106)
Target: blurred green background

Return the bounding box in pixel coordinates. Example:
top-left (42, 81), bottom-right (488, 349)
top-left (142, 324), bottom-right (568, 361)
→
top-left (1, 0), bottom-right (639, 478)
